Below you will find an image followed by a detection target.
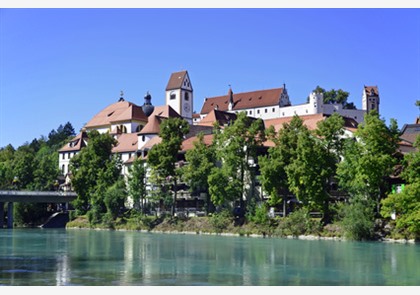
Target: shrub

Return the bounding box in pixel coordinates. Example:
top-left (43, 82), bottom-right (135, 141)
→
top-left (337, 197), bottom-right (375, 241)
top-left (210, 209), bottom-right (233, 233)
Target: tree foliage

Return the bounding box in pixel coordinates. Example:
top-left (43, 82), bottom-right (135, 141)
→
top-left (310, 86), bottom-right (356, 109)
top-left (209, 112), bottom-right (265, 211)
top-left (70, 130), bottom-right (122, 216)
top-left (336, 111), bottom-right (399, 212)
top-left (147, 117), bottom-right (190, 216)
top-left (182, 132), bottom-right (216, 213)
top-left (127, 157), bottom-right (147, 212)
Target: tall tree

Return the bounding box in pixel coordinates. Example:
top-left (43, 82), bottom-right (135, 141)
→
top-left (258, 115), bottom-right (305, 216)
top-left (70, 130), bottom-right (122, 216)
top-left (210, 112), bottom-right (265, 213)
top-left (381, 135), bottom-right (420, 238)
top-left (147, 117), bottom-right (190, 216)
top-left (336, 111), bottom-right (399, 213)
top-left (182, 132), bottom-right (216, 213)
top-left (127, 157), bottom-right (147, 213)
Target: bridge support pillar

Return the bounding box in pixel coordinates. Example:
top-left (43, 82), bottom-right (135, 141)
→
top-left (7, 202), bottom-right (13, 228)
top-left (0, 202), bottom-right (4, 228)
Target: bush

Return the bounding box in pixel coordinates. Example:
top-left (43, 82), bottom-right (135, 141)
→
top-left (248, 203), bottom-right (269, 225)
top-left (337, 197), bottom-right (375, 241)
top-left (274, 207), bottom-right (322, 237)
top-left (210, 209), bottom-right (233, 233)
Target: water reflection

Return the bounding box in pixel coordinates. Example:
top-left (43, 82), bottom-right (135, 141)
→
top-left (1, 229), bottom-right (420, 286)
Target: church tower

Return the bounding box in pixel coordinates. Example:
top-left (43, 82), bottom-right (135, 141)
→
top-left (362, 85), bottom-right (380, 114)
top-left (165, 70), bottom-right (193, 124)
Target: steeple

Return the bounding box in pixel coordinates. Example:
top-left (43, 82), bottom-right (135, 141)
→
top-left (142, 91), bottom-right (155, 117)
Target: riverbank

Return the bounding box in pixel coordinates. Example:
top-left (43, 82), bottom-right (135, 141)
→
top-left (65, 214), bottom-right (419, 244)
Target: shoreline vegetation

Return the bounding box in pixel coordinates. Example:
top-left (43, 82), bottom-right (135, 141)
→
top-left (65, 211), bottom-right (419, 245)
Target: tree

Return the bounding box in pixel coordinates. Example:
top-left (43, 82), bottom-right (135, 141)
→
top-left (210, 112), bottom-right (265, 213)
top-left (381, 135), bottom-right (420, 238)
top-left (258, 115), bottom-right (305, 216)
top-left (336, 111), bottom-right (399, 214)
top-left (310, 86), bottom-right (356, 109)
top-left (48, 121), bottom-right (76, 148)
top-left (0, 144), bottom-right (15, 189)
top-left (127, 157), bottom-right (147, 213)
top-left (182, 132), bottom-right (216, 214)
top-left (147, 117), bottom-right (190, 216)
top-left (70, 130), bottom-right (122, 216)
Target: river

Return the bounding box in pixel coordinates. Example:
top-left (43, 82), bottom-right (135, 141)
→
top-left (0, 228), bottom-right (419, 286)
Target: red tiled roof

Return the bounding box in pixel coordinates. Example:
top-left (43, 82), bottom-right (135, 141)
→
top-left (197, 109), bottom-right (238, 127)
top-left (84, 100), bottom-right (148, 129)
top-left (112, 133), bottom-right (138, 153)
top-left (141, 136), bottom-right (162, 151)
top-left (166, 70), bottom-right (189, 91)
top-left (138, 115), bottom-right (162, 135)
top-left (364, 86), bottom-right (379, 96)
top-left (264, 114), bottom-right (326, 132)
top-left (58, 132), bottom-right (88, 152)
top-left (181, 134), bottom-right (214, 152)
top-left (150, 105), bottom-right (182, 119)
top-left (200, 88), bottom-right (283, 114)
top-left (264, 113), bottom-right (358, 133)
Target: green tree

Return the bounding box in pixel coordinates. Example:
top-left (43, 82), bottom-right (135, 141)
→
top-left (48, 121), bottom-right (76, 148)
top-left (127, 157), bottom-right (147, 213)
top-left (70, 130), bottom-right (122, 216)
top-left (310, 86), bottom-right (356, 109)
top-left (147, 117), bottom-right (190, 216)
top-left (104, 179), bottom-right (127, 220)
top-left (337, 111), bottom-right (399, 213)
top-left (210, 112), bottom-right (265, 213)
top-left (258, 115), bottom-right (305, 216)
top-left (0, 144), bottom-right (15, 189)
top-left (381, 135), bottom-right (420, 238)
top-left (182, 132), bottom-right (216, 214)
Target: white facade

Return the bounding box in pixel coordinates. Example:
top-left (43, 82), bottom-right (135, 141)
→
top-left (165, 73), bottom-right (193, 124)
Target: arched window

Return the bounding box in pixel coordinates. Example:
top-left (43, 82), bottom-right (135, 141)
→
top-left (119, 125), bottom-right (127, 133)
top-left (62, 164), bottom-right (66, 174)
top-left (136, 125), bottom-right (143, 132)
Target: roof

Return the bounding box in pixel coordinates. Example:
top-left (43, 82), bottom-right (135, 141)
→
top-left (138, 115), bottom-right (162, 135)
top-left (58, 132), bottom-right (88, 152)
top-left (166, 70), bottom-right (190, 91)
top-left (264, 114), bottom-right (326, 132)
top-left (181, 134), bottom-right (214, 152)
top-left (399, 123), bottom-right (420, 145)
top-left (200, 87), bottom-right (283, 114)
top-left (84, 100), bottom-right (148, 129)
top-left (197, 109), bottom-right (238, 127)
top-left (264, 113), bottom-right (359, 133)
top-left (112, 133), bottom-right (138, 153)
top-left (138, 105), bottom-right (182, 135)
top-left (140, 136), bottom-right (162, 151)
top-left (364, 86), bottom-right (379, 96)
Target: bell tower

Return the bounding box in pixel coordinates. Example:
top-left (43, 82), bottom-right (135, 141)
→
top-left (362, 85), bottom-right (380, 114)
top-left (165, 70), bottom-right (193, 124)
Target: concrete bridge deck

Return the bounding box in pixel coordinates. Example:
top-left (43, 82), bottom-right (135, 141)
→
top-left (0, 190), bottom-right (77, 203)
top-left (0, 190), bottom-right (78, 228)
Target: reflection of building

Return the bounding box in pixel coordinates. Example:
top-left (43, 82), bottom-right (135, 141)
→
top-left (58, 70), bottom-right (382, 210)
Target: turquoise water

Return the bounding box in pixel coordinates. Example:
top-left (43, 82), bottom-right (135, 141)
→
top-left (0, 228), bottom-right (419, 286)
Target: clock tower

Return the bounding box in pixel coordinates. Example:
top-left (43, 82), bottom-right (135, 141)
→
top-left (165, 70), bottom-right (193, 124)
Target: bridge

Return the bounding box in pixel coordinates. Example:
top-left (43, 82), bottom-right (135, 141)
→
top-left (0, 190), bottom-right (77, 228)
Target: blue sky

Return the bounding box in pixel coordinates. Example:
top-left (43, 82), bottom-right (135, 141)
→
top-left (1, 7), bottom-right (420, 148)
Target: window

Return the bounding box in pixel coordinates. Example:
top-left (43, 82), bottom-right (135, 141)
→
top-left (62, 153), bottom-right (65, 160)
top-left (67, 153), bottom-right (70, 159)
top-left (371, 104), bottom-right (375, 110)
top-left (250, 110), bottom-right (252, 115)
top-left (257, 110), bottom-right (260, 114)
top-left (272, 108), bottom-right (275, 112)
top-left (184, 92), bottom-right (189, 101)
top-left (142, 135), bottom-right (145, 142)
top-left (170, 91), bottom-right (176, 100)
top-left (265, 109), bottom-right (267, 113)
top-left (62, 164), bottom-right (65, 174)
